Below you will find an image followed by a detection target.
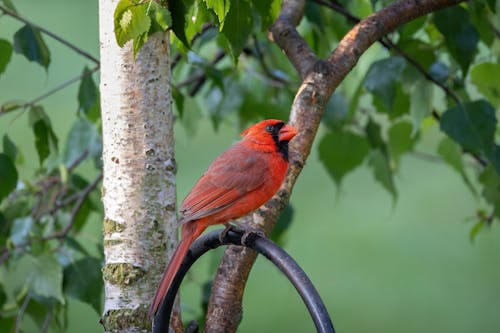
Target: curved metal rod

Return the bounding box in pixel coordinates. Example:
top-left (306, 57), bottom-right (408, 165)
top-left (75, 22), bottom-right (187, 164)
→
top-left (152, 229), bottom-right (335, 333)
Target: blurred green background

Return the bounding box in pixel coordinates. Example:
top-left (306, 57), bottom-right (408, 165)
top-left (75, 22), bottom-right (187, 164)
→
top-left (1, 1), bottom-right (500, 332)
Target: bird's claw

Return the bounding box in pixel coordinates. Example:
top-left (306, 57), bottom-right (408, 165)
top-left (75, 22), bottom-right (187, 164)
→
top-left (219, 224), bottom-right (234, 243)
top-left (240, 226), bottom-right (265, 246)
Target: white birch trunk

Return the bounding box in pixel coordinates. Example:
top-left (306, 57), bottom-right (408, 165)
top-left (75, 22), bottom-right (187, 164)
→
top-left (99, 0), bottom-right (177, 331)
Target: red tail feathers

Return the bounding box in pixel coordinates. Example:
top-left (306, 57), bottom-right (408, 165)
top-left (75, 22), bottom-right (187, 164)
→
top-left (149, 221), bottom-right (207, 317)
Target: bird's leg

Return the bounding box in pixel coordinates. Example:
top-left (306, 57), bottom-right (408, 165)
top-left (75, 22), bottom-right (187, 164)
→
top-left (231, 222), bottom-right (265, 246)
top-left (218, 222), bottom-right (235, 243)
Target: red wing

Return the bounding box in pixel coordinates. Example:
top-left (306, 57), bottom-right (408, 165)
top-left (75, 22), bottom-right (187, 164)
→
top-left (179, 144), bottom-right (268, 223)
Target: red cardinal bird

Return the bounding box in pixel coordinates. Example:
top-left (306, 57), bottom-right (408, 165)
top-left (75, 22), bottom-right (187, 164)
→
top-left (149, 119), bottom-right (297, 317)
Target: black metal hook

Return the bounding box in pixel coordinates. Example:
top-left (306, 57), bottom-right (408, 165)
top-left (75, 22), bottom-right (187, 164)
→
top-left (152, 229), bottom-right (335, 333)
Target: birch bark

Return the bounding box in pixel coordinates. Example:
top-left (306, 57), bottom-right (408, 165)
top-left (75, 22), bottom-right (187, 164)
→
top-left (99, 0), bottom-right (177, 331)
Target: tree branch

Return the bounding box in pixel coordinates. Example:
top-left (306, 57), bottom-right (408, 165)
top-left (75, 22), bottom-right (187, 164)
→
top-left (204, 1), bottom-right (464, 332)
top-left (312, 0), bottom-right (461, 105)
top-left (0, 5), bottom-right (99, 65)
top-left (0, 66), bottom-right (99, 116)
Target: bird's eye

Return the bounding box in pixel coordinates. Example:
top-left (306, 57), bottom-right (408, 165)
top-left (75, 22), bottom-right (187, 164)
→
top-left (265, 125), bottom-right (274, 133)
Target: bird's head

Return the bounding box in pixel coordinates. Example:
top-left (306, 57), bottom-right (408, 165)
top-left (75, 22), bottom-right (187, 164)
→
top-left (240, 119), bottom-right (297, 159)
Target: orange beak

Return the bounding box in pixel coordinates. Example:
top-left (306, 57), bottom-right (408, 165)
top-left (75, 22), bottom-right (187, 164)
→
top-left (278, 124), bottom-right (298, 142)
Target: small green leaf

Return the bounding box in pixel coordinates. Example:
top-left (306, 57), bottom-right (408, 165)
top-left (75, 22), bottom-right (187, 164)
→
top-left (269, 204), bottom-right (294, 246)
top-left (365, 118), bottom-right (385, 149)
top-left (478, 166), bottom-right (500, 219)
top-left (171, 85), bottom-right (185, 118)
top-left (437, 137), bottom-right (476, 194)
top-left (440, 100), bottom-right (496, 156)
top-left (363, 56), bottom-right (406, 112)
top-left (396, 39), bottom-right (435, 70)
top-left (29, 254), bottom-right (65, 303)
top-left (204, 0), bottom-right (230, 28)
top-left (369, 149), bottom-right (397, 200)
top-left (63, 118), bottom-right (102, 167)
top-left (0, 0), bottom-right (17, 12)
top-left (433, 6), bottom-right (479, 76)
top-left (398, 16), bottom-right (427, 40)
top-left (13, 24), bottom-right (51, 69)
top-left (9, 216), bottom-right (33, 245)
top-left (322, 92), bottom-right (348, 130)
top-left (29, 106), bottom-right (58, 165)
top-left (63, 257), bottom-right (103, 314)
top-left (318, 130), bottom-right (369, 186)
top-left (388, 121), bottom-right (417, 165)
top-left (77, 67), bottom-right (100, 121)
top-left (3, 135), bottom-right (17, 162)
top-left (220, 0), bottom-right (253, 63)
top-left (0, 39), bottom-right (13, 75)
top-left (167, 0), bottom-right (189, 47)
top-left (470, 63), bottom-right (500, 107)
top-left (469, 219), bottom-right (485, 243)
top-left (114, 0), bottom-right (151, 47)
top-left (154, 2), bottom-right (172, 31)
top-left (33, 120), bottom-right (50, 165)
top-left (251, 0), bottom-right (282, 29)
top-left (0, 153), bottom-right (18, 202)
top-left (409, 77), bottom-right (433, 133)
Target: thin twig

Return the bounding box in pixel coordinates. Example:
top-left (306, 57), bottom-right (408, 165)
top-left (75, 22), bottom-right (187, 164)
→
top-left (171, 23), bottom-right (215, 70)
top-left (189, 50), bottom-right (226, 96)
top-left (251, 35), bottom-right (289, 85)
top-left (46, 172), bottom-right (103, 240)
top-left (41, 310), bottom-right (53, 333)
top-left (0, 172), bottom-right (103, 264)
top-left (15, 294), bottom-right (31, 333)
top-left (0, 66), bottom-right (99, 116)
top-left (313, 0), bottom-right (461, 105)
top-left (0, 5), bottom-right (99, 64)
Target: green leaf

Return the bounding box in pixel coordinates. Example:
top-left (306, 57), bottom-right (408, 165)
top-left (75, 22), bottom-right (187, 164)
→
top-left (363, 56), bottom-right (406, 112)
top-left (365, 117), bottom-right (385, 150)
top-left (0, 39), bottom-right (13, 75)
top-left (469, 2), bottom-right (494, 46)
top-left (114, 0), bottom-right (151, 47)
top-left (470, 63), bottom-right (500, 107)
top-left (398, 16), bottom-right (427, 40)
top-left (63, 118), bottom-right (102, 167)
top-left (0, 0), bottom-right (17, 12)
top-left (220, 0), bottom-right (253, 63)
top-left (167, 0), bottom-right (189, 47)
top-left (409, 77), bottom-right (433, 133)
top-left (9, 216), bottom-right (33, 245)
top-left (322, 92), bottom-right (348, 130)
top-left (3, 135), bottom-right (17, 162)
top-left (318, 130), bottom-right (369, 186)
top-left (26, 253), bottom-right (65, 304)
top-left (171, 85), bottom-right (185, 118)
top-left (251, 0), bottom-right (282, 29)
top-left (29, 106), bottom-right (58, 165)
top-left (204, 0), bottom-right (230, 27)
top-left (388, 121), bottom-right (417, 165)
top-left (478, 166), bottom-right (500, 219)
top-left (433, 6), bottom-right (479, 76)
top-left (149, 2), bottom-right (172, 32)
top-left (440, 100), bottom-right (496, 156)
top-left (469, 219), bottom-right (485, 243)
top-left (0, 153), bottom-right (18, 202)
top-left (396, 39), bottom-right (435, 70)
top-left (269, 204), bottom-right (294, 246)
top-left (437, 137), bottom-right (476, 194)
top-left (77, 67), bottom-right (100, 121)
top-left (368, 149), bottom-right (397, 200)
top-left (63, 257), bottom-right (103, 314)
top-left (13, 24), bottom-right (51, 69)
top-left (32, 119), bottom-right (50, 165)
